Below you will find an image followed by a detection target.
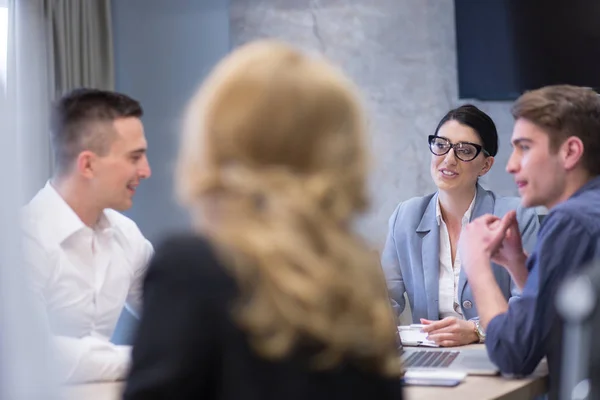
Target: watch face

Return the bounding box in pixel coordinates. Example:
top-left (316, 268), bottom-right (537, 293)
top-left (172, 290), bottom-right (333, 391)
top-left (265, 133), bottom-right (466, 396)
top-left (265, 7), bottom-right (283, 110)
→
top-left (476, 321), bottom-right (486, 338)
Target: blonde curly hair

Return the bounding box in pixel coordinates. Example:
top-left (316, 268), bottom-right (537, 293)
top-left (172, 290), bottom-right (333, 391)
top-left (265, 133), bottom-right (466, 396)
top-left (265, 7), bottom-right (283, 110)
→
top-left (176, 40), bottom-right (401, 376)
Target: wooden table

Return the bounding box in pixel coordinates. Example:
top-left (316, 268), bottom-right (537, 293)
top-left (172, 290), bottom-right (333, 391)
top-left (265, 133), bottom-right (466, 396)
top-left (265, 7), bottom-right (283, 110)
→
top-left (63, 346), bottom-right (548, 400)
top-left (62, 382), bottom-right (124, 400)
top-left (404, 344), bottom-right (548, 400)
top-left (405, 365), bottom-right (548, 400)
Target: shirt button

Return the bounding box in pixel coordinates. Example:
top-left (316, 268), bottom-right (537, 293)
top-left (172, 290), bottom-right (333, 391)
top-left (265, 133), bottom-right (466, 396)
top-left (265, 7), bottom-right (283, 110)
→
top-left (462, 300), bottom-right (473, 309)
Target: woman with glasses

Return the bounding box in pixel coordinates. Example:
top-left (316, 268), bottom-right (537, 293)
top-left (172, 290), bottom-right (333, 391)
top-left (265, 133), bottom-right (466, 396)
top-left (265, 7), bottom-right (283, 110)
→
top-left (381, 105), bottom-right (539, 347)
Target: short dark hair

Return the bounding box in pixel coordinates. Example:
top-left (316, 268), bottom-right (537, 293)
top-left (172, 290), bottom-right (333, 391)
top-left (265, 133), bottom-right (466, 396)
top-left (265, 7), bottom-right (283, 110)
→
top-left (512, 84), bottom-right (600, 176)
top-left (434, 104), bottom-right (499, 157)
top-left (50, 88), bottom-right (143, 174)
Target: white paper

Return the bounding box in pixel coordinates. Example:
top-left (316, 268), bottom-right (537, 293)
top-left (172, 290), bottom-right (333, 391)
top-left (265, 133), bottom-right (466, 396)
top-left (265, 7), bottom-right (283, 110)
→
top-left (398, 326), bottom-right (439, 347)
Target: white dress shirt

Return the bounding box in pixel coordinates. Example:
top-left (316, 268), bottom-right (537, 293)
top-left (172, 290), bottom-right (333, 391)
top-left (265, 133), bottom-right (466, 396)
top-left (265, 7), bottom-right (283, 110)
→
top-left (436, 193), bottom-right (476, 320)
top-left (21, 182), bottom-right (153, 383)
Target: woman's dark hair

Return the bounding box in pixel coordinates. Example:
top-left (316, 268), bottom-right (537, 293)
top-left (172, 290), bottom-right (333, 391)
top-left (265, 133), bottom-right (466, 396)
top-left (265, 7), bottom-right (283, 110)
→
top-left (433, 104), bottom-right (498, 157)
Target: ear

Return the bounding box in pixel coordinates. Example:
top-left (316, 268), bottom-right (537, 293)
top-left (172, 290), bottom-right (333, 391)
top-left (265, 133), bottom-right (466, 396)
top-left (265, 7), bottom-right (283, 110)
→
top-left (76, 151), bottom-right (97, 179)
top-left (560, 136), bottom-right (584, 171)
top-left (479, 156), bottom-right (495, 177)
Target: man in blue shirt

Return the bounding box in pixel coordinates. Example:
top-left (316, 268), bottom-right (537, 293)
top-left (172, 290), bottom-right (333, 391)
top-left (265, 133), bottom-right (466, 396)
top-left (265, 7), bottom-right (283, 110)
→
top-left (457, 84), bottom-right (600, 399)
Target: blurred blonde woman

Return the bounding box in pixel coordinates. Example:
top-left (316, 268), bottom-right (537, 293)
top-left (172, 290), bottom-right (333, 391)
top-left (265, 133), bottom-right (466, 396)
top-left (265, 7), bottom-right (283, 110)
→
top-left (123, 40), bottom-right (403, 400)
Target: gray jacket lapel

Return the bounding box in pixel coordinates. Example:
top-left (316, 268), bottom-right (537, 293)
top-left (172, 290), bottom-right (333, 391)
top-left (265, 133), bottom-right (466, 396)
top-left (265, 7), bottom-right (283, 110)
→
top-left (416, 193), bottom-right (441, 320)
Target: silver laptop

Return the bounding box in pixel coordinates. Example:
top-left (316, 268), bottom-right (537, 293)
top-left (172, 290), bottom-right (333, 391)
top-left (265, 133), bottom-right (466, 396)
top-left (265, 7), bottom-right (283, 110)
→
top-left (389, 310), bottom-right (498, 375)
top-left (399, 343), bottom-right (499, 376)
top-left (389, 304), bottom-right (498, 375)
top-left (376, 266), bottom-right (499, 376)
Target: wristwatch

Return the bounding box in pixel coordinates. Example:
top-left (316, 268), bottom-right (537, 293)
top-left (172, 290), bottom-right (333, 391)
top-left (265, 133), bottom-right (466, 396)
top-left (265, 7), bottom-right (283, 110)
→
top-left (474, 320), bottom-right (486, 343)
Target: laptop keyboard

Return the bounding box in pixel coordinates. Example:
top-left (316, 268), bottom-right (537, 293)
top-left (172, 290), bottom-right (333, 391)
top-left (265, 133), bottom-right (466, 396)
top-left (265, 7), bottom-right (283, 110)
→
top-left (404, 351), bottom-right (460, 368)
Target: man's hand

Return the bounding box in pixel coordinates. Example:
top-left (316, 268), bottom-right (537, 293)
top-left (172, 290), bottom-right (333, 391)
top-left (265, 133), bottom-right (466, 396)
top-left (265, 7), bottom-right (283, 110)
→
top-left (458, 214), bottom-right (513, 327)
top-left (420, 317), bottom-right (478, 347)
top-left (490, 210), bottom-right (529, 289)
top-left (458, 214), bottom-right (507, 279)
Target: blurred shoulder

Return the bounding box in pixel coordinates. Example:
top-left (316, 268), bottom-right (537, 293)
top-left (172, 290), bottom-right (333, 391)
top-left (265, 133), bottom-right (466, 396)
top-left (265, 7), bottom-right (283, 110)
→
top-left (147, 233), bottom-right (233, 291)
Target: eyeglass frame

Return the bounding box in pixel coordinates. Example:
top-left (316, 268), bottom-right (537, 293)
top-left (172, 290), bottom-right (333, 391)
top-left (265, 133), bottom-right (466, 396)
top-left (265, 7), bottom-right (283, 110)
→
top-left (427, 135), bottom-right (490, 162)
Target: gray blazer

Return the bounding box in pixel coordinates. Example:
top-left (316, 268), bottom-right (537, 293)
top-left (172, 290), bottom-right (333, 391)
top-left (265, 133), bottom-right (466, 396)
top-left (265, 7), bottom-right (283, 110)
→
top-left (381, 184), bottom-right (540, 322)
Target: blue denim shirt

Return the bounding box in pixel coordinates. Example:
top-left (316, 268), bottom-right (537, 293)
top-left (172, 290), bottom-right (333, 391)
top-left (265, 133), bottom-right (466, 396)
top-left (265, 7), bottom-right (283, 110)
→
top-left (485, 176), bottom-right (600, 397)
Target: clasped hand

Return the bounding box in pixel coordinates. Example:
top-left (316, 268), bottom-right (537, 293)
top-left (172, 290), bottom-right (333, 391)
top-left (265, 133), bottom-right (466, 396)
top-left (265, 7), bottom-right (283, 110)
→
top-left (459, 210), bottom-right (527, 279)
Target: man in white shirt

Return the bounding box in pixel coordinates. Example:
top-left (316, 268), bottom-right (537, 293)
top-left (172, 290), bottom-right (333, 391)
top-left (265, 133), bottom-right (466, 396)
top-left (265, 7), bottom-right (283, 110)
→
top-left (21, 88), bottom-right (153, 384)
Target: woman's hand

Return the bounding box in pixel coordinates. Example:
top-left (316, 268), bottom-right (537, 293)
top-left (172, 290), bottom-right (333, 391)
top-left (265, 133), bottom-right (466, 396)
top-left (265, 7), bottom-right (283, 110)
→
top-left (420, 317), bottom-right (478, 347)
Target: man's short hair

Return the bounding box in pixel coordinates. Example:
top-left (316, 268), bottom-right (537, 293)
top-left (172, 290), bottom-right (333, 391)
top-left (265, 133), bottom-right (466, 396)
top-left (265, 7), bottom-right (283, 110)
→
top-left (511, 84), bottom-right (600, 176)
top-left (50, 88), bottom-right (143, 174)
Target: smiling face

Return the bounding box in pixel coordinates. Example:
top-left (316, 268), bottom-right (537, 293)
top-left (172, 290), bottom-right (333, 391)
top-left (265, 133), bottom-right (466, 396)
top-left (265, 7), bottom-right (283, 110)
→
top-left (430, 120), bottom-right (494, 194)
top-left (88, 117), bottom-right (152, 211)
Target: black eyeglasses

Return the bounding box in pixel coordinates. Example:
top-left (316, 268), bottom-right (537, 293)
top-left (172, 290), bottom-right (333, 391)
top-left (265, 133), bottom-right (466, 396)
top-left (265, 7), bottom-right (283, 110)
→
top-left (428, 135), bottom-right (490, 162)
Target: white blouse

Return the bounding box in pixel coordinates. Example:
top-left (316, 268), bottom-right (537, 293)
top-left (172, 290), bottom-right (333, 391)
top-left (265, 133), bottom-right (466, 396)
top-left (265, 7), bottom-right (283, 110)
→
top-left (436, 194), bottom-right (476, 319)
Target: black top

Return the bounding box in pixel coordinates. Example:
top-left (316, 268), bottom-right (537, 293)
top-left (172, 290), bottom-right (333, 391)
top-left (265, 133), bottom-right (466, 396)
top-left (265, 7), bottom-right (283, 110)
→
top-left (123, 234), bottom-right (403, 400)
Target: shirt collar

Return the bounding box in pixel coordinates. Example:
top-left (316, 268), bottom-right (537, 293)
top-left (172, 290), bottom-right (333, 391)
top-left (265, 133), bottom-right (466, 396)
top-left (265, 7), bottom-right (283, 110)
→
top-left (571, 175), bottom-right (600, 199)
top-left (436, 191), bottom-right (477, 227)
top-left (39, 181), bottom-right (114, 244)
